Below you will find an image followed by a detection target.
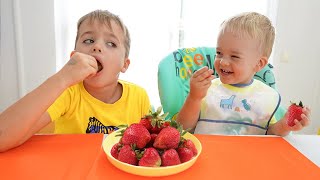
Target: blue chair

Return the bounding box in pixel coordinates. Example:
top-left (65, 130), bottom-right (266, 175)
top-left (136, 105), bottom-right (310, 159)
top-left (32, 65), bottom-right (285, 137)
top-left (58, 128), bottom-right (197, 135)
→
top-left (158, 47), bottom-right (286, 120)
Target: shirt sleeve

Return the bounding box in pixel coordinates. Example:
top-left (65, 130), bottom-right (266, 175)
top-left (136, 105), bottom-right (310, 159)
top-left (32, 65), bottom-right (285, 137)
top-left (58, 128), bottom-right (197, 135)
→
top-left (47, 88), bottom-right (72, 122)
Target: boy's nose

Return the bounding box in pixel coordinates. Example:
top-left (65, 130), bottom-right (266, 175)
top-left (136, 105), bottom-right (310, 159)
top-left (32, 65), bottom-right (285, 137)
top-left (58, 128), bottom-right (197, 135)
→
top-left (93, 48), bottom-right (102, 52)
top-left (92, 42), bottom-right (103, 53)
top-left (220, 58), bottom-right (230, 65)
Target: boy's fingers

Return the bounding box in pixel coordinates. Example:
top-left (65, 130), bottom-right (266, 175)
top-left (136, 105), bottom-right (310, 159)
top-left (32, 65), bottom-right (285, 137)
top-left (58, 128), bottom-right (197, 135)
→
top-left (300, 114), bottom-right (310, 127)
top-left (193, 66), bottom-right (209, 78)
top-left (303, 106), bottom-right (311, 117)
top-left (193, 68), bottom-right (213, 82)
top-left (292, 120), bottom-right (303, 130)
top-left (194, 66), bottom-right (214, 78)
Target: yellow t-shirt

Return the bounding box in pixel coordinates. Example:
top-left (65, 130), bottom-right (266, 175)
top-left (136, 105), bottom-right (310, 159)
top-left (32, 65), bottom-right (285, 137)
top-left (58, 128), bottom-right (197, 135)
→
top-left (47, 80), bottom-right (150, 134)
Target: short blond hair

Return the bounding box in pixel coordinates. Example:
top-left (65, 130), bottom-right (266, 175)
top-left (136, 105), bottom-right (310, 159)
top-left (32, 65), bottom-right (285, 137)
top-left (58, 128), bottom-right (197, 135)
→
top-left (219, 12), bottom-right (275, 58)
top-left (75, 10), bottom-right (131, 58)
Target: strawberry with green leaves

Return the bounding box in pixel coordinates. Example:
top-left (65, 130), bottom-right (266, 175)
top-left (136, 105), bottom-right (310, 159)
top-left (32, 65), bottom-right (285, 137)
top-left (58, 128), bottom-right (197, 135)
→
top-left (120, 123), bottom-right (151, 149)
top-left (139, 107), bottom-right (170, 134)
top-left (287, 101), bottom-right (304, 127)
top-left (138, 147), bottom-right (161, 167)
top-left (139, 117), bottom-right (153, 132)
top-left (117, 145), bottom-right (138, 165)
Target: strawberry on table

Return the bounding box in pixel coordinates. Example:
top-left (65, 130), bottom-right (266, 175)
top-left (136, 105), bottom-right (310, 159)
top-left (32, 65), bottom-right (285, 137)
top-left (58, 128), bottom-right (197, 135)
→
top-left (287, 101), bottom-right (304, 127)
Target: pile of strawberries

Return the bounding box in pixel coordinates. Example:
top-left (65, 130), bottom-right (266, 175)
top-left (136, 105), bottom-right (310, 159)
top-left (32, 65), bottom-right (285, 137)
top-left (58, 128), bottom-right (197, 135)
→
top-left (110, 107), bottom-right (198, 167)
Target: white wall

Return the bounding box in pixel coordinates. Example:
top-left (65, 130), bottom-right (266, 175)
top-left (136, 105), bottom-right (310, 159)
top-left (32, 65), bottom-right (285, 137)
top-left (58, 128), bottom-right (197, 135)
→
top-left (1, 0), bottom-right (20, 109)
top-left (273, 0), bottom-right (320, 134)
top-left (1, 0), bottom-right (319, 134)
top-left (0, 0), bottom-right (56, 111)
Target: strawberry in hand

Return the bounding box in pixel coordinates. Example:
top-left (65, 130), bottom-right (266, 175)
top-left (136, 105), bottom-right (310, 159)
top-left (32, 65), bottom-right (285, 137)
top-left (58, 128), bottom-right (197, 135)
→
top-left (286, 101), bottom-right (304, 127)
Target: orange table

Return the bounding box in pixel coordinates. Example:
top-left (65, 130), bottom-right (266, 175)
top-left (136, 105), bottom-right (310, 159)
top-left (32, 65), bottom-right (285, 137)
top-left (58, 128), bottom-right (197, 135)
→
top-left (1, 134), bottom-right (319, 180)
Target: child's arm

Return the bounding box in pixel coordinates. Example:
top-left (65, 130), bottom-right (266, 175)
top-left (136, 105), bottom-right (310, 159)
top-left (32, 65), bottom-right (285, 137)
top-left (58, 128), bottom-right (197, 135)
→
top-left (267, 106), bottom-right (311, 136)
top-left (177, 67), bottom-right (214, 130)
top-left (0, 52), bottom-right (98, 152)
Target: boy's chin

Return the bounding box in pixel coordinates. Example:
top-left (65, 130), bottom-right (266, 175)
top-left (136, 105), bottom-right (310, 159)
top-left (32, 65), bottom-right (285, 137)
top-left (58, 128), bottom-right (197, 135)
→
top-left (219, 77), bottom-right (233, 84)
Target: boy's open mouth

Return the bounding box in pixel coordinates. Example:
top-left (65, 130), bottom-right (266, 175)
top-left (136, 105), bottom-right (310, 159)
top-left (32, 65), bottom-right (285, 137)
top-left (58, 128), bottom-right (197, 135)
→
top-left (97, 60), bottom-right (103, 72)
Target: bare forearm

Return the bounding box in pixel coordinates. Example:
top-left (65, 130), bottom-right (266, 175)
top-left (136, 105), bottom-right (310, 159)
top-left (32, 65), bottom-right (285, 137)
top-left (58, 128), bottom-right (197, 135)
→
top-left (0, 74), bottom-right (68, 148)
top-left (267, 120), bottom-right (291, 136)
top-left (176, 95), bottom-right (202, 130)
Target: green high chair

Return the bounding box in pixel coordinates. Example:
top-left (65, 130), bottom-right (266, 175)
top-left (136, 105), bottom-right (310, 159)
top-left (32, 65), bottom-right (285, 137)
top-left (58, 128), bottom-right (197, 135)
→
top-left (158, 47), bottom-right (286, 121)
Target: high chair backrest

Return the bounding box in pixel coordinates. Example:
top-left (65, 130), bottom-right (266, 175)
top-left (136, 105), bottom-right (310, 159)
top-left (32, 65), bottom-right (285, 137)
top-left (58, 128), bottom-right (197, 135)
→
top-left (158, 47), bottom-right (286, 120)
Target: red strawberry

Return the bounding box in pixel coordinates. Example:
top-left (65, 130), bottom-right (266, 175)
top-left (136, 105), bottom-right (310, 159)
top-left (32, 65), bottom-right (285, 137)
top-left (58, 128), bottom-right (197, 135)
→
top-left (162, 121), bottom-right (170, 128)
top-left (146, 133), bottom-right (158, 147)
top-left (138, 147), bottom-right (161, 167)
top-left (121, 123), bottom-right (151, 149)
top-left (151, 121), bottom-right (171, 134)
top-left (139, 117), bottom-right (153, 132)
top-left (287, 101), bottom-right (304, 127)
top-left (153, 126), bottom-right (180, 149)
top-left (182, 139), bottom-right (198, 156)
top-left (161, 149), bottom-right (181, 166)
top-left (177, 147), bottom-right (194, 163)
top-left (140, 107), bottom-right (170, 134)
top-left (110, 142), bottom-right (122, 159)
top-left (117, 145), bottom-right (138, 165)
top-left (150, 126), bottom-right (162, 134)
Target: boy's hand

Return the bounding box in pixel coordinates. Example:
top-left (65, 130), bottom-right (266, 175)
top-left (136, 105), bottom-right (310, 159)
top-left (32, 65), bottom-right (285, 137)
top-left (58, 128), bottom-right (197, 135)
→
top-left (189, 66), bottom-right (215, 100)
top-left (281, 106), bottom-right (311, 132)
top-left (57, 52), bottom-right (98, 87)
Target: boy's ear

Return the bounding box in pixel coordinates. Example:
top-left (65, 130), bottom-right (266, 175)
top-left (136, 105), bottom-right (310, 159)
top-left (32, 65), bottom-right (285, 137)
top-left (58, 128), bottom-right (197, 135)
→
top-left (255, 56), bottom-right (268, 72)
top-left (121, 58), bottom-right (130, 73)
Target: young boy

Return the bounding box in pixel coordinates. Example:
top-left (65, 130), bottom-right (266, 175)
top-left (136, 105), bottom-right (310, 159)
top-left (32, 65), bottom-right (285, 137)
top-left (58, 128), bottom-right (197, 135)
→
top-left (0, 10), bottom-right (151, 151)
top-left (177, 12), bottom-right (311, 136)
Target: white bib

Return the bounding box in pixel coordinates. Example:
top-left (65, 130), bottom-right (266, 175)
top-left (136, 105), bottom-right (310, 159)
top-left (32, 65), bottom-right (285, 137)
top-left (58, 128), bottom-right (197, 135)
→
top-left (195, 79), bottom-right (281, 135)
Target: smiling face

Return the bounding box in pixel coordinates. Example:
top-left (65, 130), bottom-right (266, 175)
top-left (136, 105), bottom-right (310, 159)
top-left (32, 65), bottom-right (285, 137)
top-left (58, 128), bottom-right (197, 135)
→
top-left (75, 18), bottom-right (130, 87)
top-left (214, 30), bottom-right (267, 85)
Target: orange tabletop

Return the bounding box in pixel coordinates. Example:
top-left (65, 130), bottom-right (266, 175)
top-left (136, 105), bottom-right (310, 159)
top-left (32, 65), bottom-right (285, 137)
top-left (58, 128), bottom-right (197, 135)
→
top-left (0, 134), bottom-right (103, 180)
top-left (1, 134), bottom-right (319, 180)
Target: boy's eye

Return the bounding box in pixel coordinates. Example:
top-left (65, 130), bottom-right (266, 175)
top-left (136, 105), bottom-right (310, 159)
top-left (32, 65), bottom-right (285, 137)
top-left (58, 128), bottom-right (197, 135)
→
top-left (83, 39), bottom-right (94, 44)
top-left (231, 55), bottom-right (240, 59)
top-left (106, 42), bottom-right (116, 47)
top-left (216, 51), bottom-right (223, 58)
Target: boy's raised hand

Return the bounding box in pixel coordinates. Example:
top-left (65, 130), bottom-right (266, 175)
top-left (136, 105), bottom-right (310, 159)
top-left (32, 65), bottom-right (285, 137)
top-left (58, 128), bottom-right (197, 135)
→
top-left (57, 52), bottom-right (99, 87)
top-left (285, 106), bottom-right (311, 131)
top-left (189, 66), bottom-right (215, 100)
top-left (276, 106), bottom-right (311, 134)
